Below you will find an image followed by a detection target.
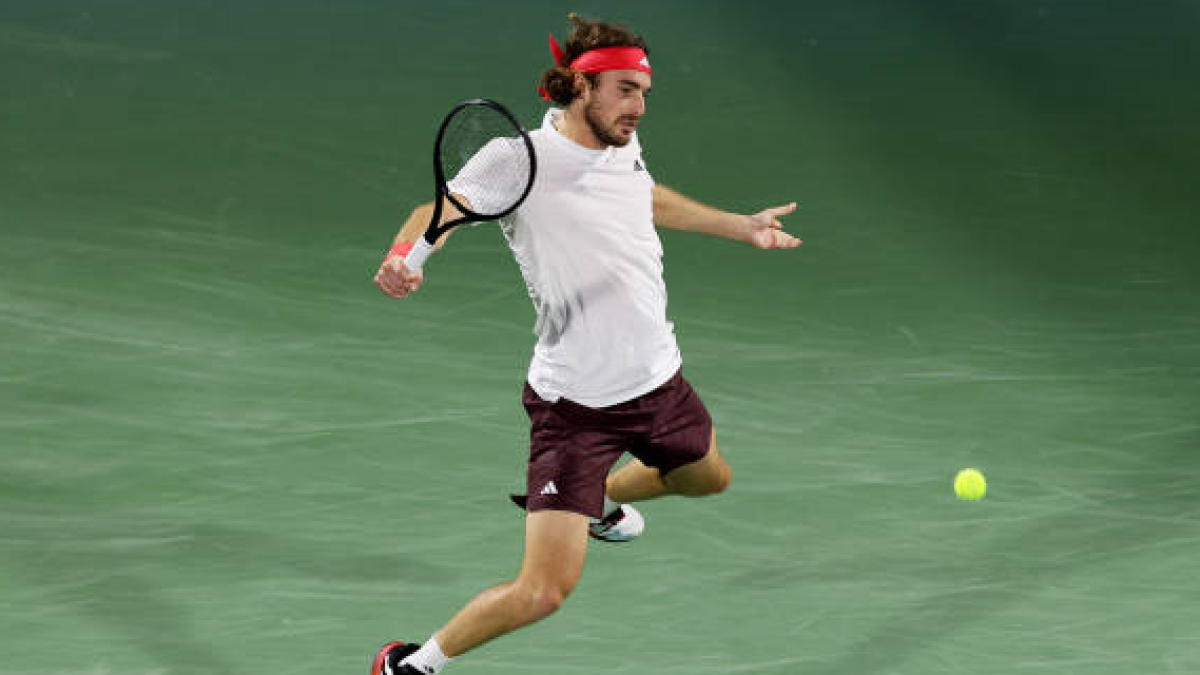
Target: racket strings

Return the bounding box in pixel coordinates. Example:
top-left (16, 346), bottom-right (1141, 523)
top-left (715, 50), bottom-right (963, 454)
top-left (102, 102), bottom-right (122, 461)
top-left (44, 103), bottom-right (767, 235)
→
top-left (441, 106), bottom-right (533, 217)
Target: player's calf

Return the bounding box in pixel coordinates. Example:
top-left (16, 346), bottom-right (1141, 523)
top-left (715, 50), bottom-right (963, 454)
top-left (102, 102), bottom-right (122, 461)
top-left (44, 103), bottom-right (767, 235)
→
top-left (664, 457), bottom-right (731, 497)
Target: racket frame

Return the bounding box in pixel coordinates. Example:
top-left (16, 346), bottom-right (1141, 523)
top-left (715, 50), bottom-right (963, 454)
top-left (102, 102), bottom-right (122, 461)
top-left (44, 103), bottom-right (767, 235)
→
top-left (405, 98), bottom-right (536, 271)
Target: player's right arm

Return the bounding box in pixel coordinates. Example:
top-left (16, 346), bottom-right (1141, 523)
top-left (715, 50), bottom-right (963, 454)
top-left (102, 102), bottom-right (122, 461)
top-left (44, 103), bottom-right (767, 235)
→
top-left (373, 196), bottom-right (468, 300)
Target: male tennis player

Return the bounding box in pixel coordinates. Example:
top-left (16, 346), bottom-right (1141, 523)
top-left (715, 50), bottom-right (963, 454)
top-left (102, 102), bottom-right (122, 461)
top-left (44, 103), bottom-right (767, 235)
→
top-left (371, 14), bottom-right (799, 675)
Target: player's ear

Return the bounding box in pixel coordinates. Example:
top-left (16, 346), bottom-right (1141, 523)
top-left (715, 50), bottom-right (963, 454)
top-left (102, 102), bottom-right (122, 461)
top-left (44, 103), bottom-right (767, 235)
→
top-left (572, 72), bottom-right (591, 101)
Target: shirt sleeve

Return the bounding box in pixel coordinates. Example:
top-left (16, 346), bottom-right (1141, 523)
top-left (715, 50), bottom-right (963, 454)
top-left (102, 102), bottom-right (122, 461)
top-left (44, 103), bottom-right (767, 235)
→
top-left (446, 137), bottom-right (529, 218)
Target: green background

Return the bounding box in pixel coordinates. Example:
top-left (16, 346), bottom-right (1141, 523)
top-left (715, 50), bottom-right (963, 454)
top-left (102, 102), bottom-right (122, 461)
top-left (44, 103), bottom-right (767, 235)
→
top-left (2, 1), bottom-right (1198, 673)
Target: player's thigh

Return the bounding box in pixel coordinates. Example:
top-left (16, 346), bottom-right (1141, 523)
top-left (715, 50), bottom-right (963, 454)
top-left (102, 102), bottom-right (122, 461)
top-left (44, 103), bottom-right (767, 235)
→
top-left (517, 510), bottom-right (590, 595)
top-left (662, 428), bottom-right (730, 496)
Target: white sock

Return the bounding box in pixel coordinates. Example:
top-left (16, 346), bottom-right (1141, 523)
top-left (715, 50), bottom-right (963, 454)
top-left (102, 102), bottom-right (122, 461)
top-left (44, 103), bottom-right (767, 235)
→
top-left (602, 495), bottom-right (622, 518)
top-left (400, 636), bottom-right (452, 674)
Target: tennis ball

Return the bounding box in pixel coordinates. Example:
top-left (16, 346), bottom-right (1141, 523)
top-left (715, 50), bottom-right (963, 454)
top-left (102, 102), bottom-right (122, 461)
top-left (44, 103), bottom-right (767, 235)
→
top-left (954, 468), bottom-right (987, 501)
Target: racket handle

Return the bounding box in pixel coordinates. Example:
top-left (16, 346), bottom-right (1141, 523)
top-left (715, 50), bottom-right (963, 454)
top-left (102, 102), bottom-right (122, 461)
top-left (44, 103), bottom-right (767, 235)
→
top-left (404, 237), bottom-right (435, 272)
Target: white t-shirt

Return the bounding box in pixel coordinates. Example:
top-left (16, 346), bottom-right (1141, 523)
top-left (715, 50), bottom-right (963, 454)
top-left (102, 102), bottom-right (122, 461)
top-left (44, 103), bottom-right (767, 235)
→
top-left (451, 108), bottom-right (681, 407)
top-left (446, 137), bottom-right (530, 216)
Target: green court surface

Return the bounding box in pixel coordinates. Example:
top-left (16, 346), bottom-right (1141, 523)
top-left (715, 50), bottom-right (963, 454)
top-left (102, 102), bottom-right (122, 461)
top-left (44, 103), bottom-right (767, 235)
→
top-left (3, 1), bottom-right (1198, 673)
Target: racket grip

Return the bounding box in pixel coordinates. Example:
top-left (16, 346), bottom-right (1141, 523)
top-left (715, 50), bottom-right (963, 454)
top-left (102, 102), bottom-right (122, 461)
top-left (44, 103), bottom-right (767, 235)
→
top-left (404, 237), bottom-right (435, 272)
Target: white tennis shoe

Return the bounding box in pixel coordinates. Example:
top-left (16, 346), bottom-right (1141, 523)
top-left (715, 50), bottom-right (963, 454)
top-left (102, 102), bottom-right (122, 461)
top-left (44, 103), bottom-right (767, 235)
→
top-left (589, 503), bottom-right (645, 543)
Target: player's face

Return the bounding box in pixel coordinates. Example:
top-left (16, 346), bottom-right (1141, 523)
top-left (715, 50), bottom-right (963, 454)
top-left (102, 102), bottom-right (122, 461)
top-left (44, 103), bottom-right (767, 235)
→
top-left (583, 70), bottom-right (652, 147)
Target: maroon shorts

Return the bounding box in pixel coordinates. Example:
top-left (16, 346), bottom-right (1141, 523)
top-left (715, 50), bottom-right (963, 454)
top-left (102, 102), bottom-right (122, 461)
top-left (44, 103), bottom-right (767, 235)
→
top-left (522, 369), bottom-right (713, 518)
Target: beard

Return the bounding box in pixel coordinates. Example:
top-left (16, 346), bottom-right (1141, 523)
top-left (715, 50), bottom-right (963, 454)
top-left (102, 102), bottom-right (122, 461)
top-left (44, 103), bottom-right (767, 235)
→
top-left (584, 98), bottom-right (638, 147)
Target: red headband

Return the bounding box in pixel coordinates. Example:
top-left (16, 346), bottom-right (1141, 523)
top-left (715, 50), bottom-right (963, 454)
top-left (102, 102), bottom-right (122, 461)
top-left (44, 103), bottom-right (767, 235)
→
top-left (540, 35), bottom-right (651, 100)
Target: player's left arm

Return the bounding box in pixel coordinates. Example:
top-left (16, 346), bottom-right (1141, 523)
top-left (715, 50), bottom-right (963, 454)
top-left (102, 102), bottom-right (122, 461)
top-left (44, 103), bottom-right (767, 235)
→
top-left (652, 184), bottom-right (801, 249)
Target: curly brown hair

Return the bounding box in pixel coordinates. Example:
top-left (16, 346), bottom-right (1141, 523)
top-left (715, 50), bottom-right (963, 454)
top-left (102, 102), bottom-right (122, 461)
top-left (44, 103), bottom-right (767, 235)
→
top-left (538, 13), bottom-right (649, 106)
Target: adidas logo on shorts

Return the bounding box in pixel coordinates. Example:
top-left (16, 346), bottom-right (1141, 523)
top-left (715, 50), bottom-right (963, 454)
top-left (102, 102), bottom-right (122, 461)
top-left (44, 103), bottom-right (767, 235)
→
top-left (539, 481), bottom-right (559, 496)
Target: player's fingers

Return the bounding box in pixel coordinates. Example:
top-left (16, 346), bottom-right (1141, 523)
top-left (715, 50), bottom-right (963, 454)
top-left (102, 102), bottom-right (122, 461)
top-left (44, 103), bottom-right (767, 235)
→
top-left (762, 202), bottom-right (798, 219)
top-left (405, 269), bottom-right (424, 289)
top-left (374, 272), bottom-right (396, 295)
top-left (750, 214), bottom-right (782, 232)
top-left (379, 269), bottom-right (412, 296)
top-left (375, 269), bottom-right (394, 290)
top-left (777, 231), bottom-right (802, 248)
top-left (761, 230), bottom-right (798, 249)
top-left (387, 272), bottom-right (424, 298)
top-left (377, 278), bottom-right (405, 299)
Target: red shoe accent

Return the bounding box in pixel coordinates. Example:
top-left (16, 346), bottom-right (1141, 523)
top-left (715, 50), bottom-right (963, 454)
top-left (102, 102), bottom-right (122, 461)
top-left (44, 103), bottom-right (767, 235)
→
top-left (370, 641), bottom-right (408, 675)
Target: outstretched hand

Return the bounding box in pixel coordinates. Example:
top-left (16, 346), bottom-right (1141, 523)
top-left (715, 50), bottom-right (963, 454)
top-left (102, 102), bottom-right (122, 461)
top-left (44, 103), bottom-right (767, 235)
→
top-left (745, 202), bottom-right (801, 250)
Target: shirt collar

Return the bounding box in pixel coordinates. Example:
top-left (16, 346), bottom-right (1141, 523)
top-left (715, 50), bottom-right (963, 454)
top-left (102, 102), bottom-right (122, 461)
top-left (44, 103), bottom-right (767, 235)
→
top-left (541, 108), bottom-right (640, 160)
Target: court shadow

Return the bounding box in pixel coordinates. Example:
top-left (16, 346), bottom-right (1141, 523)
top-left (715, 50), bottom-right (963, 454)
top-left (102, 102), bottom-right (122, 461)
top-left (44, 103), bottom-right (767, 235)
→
top-left (1, 524), bottom-right (238, 674)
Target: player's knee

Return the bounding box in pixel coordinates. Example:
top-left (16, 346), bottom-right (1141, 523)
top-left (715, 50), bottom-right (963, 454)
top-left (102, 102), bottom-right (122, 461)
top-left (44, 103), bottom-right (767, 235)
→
top-left (702, 463), bottom-right (732, 496)
top-left (532, 587), bottom-right (568, 619)
top-left (716, 464), bottom-right (733, 493)
top-left (514, 580), bottom-right (574, 622)
top-left (525, 586), bottom-right (569, 621)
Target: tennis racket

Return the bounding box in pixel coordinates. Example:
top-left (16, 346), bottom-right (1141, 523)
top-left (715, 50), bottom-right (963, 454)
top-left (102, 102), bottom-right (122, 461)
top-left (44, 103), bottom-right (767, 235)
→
top-left (402, 98), bottom-right (537, 271)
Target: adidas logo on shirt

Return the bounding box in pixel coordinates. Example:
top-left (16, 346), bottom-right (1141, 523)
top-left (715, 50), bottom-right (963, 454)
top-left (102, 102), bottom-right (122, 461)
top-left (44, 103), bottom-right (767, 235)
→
top-left (539, 481), bottom-right (559, 496)
top-left (634, 159), bottom-right (645, 171)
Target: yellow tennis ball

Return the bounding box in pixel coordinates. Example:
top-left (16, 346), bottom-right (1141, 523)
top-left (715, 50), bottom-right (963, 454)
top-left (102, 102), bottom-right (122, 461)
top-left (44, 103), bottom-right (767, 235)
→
top-left (954, 468), bottom-right (987, 501)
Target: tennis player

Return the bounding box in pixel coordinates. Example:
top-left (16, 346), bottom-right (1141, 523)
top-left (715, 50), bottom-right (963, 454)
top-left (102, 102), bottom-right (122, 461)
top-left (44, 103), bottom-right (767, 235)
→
top-left (371, 13), bottom-right (800, 675)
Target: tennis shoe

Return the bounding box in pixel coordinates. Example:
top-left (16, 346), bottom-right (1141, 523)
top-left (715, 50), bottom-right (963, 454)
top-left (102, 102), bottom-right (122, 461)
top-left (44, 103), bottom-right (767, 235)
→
top-left (510, 494), bottom-right (645, 543)
top-left (589, 503), bottom-right (645, 543)
top-left (371, 641), bottom-right (422, 675)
